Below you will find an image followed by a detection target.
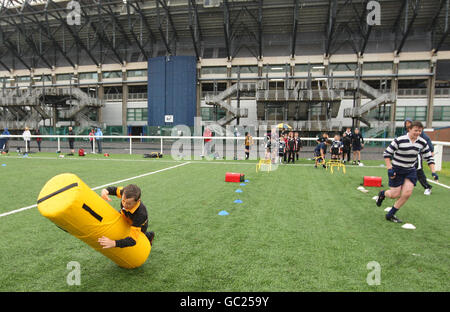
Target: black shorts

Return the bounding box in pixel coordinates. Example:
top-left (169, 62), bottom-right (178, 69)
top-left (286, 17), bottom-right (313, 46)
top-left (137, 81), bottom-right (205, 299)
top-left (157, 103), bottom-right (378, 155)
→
top-left (352, 145), bottom-right (361, 151)
top-left (388, 167), bottom-right (418, 188)
top-left (69, 141), bottom-right (74, 149)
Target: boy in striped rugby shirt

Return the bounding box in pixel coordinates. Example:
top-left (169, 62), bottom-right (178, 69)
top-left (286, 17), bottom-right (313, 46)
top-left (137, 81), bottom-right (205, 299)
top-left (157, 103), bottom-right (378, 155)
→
top-left (376, 121), bottom-right (439, 223)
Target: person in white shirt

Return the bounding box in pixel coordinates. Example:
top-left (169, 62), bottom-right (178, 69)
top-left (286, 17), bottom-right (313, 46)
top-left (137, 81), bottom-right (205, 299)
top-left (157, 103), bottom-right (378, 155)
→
top-left (23, 127), bottom-right (31, 152)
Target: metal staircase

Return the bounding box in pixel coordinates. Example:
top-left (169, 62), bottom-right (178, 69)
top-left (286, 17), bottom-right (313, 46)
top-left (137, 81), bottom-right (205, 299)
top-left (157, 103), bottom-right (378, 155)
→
top-left (204, 82), bottom-right (254, 126)
top-left (340, 79), bottom-right (395, 127)
top-left (362, 120), bottom-right (391, 138)
top-left (0, 87), bottom-right (104, 130)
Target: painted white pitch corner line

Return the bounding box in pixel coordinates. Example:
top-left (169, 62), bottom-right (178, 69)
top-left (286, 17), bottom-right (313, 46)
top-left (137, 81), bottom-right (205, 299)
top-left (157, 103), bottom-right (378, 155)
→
top-left (0, 161), bottom-right (191, 219)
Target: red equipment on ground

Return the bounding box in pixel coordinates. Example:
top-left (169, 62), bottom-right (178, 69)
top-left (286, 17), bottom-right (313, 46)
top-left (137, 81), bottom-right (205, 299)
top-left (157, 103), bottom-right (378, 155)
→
top-left (363, 176), bottom-right (382, 187)
top-left (225, 172), bottom-right (245, 183)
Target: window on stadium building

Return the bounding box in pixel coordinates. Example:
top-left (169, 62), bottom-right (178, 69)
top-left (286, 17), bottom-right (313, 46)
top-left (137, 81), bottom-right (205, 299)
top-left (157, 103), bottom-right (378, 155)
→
top-left (231, 65), bottom-right (258, 74)
top-left (266, 106), bottom-right (285, 121)
top-left (127, 69), bottom-right (147, 78)
top-left (367, 105), bottom-right (391, 120)
top-left (56, 73), bottom-right (72, 81)
top-left (41, 75), bottom-right (52, 82)
top-left (329, 63), bottom-right (358, 71)
top-left (17, 76), bottom-right (31, 82)
top-left (396, 106), bottom-right (427, 121)
top-left (363, 62), bottom-right (392, 71)
top-left (264, 65), bottom-right (289, 74)
top-left (310, 104), bottom-right (323, 117)
top-left (201, 107), bottom-right (226, 121)
top-left (433, 106), bottom-right (450, 121)
top-left (79, 72), bottom-right (98, 80)
top-left (200, 66), bottom-right (227, 75)
top-left (294, 64), bottom-right (323, 72)
top-left (32, 75), bottom-right (52, 82)
top-left (399, 61), bottom-right (429, 70)
top-left (103, 71), bottom-right (122, 79)
top-left (295, 64), bottom-right (308, 72)
top-left (294, 63), bottom-right (325, 74)
top-left (127, 108), bottom-right (148, 121)
top-left (201, 107), bottom-right (213, 120)
top-left (414, 106), bottom-right (427, 121)
top-left (202, 82), bottom-right (227, 91)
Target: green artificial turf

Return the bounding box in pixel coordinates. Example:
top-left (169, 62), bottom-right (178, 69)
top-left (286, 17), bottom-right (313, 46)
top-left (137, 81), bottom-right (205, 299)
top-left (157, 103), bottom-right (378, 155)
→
top-left (0, 153), bottom-right (449, 291)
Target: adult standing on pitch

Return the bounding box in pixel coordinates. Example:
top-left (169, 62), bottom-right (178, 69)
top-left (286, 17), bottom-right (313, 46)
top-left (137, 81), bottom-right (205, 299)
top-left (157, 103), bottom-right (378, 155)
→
top-left (202, 126), bottom-right (212, 158)
top-left (68, 126), bottom-right (75, 155)
top-left (1, 128), bottom-right (10, 152)
top-left (23, 127), bottom-right (31, 153)
top-left (89, 128), bottom-right (95, 153)
top-left (35, 128), bottom-right (42, 152)
top-left (376, 121), bottom-right (438, 223)
top-left (342, 132), bottom-right (352, 163)
top-left (403, 118), bottom-right (435, 195)
top-left (286, 131), bottom-right (297, 164)
top-left (351, 128), bottom-right (364, 165)
top-left (95, 127), bottom-right (103, 154)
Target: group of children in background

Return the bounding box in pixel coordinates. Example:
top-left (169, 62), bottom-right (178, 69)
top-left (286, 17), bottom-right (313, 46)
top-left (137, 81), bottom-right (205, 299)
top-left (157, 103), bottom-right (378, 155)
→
top-left (314, 127), bottom-right (365, 168)
top-left (278, 131), bottom-right (303, 164)
top-left (262, 131), bottom-right (303, 164)
top-left (260, 127), bottom-right (364, 166)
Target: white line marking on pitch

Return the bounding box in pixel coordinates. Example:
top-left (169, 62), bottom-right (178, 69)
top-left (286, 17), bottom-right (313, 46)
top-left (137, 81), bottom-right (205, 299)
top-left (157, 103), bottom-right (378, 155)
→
top-left (427, 179), bottom-right (450, 189)
top-left (0, 161), bottom-right (190, 219)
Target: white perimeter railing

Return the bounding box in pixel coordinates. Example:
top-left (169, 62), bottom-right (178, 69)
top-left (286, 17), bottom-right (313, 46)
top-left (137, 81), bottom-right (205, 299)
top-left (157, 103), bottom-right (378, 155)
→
top-left (1, 135), bottom-right (449, 171)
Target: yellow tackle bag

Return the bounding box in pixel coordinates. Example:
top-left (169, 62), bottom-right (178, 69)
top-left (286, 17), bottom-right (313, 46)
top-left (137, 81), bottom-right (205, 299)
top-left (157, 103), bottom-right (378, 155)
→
top-left (37, 173), bottom-right (151, 269)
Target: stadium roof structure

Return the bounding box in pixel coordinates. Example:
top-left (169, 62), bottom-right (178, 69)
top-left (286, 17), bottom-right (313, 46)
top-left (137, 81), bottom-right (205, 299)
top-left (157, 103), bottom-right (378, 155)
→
top-left (0, 0), bottom-right (449, 70)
